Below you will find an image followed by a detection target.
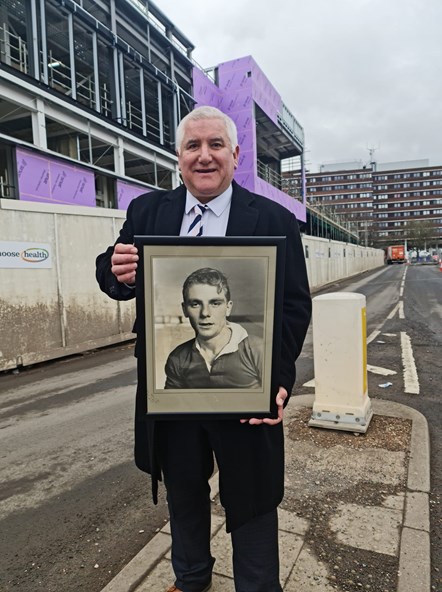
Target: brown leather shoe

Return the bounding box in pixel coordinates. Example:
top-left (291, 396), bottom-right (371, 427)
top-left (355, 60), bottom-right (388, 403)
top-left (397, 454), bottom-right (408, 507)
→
top-left (166, 583), bottom-right (212, 592)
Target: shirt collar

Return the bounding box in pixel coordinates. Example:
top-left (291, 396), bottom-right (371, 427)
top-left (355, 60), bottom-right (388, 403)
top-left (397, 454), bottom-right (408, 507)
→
top-left (194, 321), bottom-right (248, 358)
top-left (185, 185), bottom-right (233, 217)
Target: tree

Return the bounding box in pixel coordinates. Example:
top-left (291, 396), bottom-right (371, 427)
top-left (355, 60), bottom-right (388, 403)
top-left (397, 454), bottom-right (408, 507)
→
top-left (404, 219), bottom-right (437, 250)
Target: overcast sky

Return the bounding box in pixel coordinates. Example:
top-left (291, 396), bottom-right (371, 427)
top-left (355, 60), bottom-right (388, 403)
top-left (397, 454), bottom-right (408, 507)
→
top-left (156, 0), bottom-right (441, 172)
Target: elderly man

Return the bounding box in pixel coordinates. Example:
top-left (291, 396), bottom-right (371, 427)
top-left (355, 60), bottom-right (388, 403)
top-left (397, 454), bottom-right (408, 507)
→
top-left (96, 106), bottom-right (311, 592)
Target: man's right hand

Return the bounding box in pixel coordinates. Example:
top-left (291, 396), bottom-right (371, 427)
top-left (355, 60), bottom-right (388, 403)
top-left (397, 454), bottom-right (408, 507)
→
top-left (111, 243), bottom-right (139, 285)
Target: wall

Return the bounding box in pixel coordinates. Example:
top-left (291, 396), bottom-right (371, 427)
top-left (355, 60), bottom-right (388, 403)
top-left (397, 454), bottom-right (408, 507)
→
top-left (0, 200), bottom-right (384, 372)
top-left (0, 199), bottom-right (135, 371)
top-left (302, 236), bottom-right (385, 290)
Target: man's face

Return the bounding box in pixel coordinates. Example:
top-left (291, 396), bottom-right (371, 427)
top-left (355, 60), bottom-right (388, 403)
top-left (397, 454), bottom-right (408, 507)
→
top-left (177, 118), bottom-right (239, 203)
top-left (182, 283), bottom-right (233, 341)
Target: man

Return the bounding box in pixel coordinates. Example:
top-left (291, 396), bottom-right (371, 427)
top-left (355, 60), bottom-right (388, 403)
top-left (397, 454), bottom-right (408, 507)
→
top-left (165, 267), bottom-right (262, 389)
top-left (96, 106), bottom-right (311, 592)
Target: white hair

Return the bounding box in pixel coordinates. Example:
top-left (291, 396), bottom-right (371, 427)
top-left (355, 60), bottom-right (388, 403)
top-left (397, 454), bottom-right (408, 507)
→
top-left (176, 106), bottom-right (238, 154)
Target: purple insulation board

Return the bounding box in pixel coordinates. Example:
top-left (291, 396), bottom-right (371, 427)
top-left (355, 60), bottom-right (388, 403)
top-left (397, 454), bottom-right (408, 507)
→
top-left (16, 148), bottom-right (96, 207)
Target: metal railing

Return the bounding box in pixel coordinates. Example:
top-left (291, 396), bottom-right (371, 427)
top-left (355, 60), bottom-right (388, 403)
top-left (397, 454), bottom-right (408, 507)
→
top-left (257, 160), bottom-right (303, 202)
top-left (0, 24), bottom-right (29, 73)
top-left (0, 175), bottom-right (16, 199)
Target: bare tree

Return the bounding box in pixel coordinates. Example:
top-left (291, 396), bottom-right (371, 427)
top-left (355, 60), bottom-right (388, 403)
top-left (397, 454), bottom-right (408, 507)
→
top-left (404, 219), bottom-right (437, 250)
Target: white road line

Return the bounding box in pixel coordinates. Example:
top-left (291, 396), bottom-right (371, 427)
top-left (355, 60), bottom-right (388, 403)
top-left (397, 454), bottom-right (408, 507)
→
top-left (400, 332), bottom-right (420, 394)
top-left (399, 266), bottom-right (407, 297)
top-left (367, 329), bottom-right (381, 344)
top-left (399, 301), bottom-right (405, 319)
top-left (387, 303), bottom-right (400, 319)
top-left (387, 300), bottom-right (405, 320)
top-left (367, 364), bottom-right (397, 376)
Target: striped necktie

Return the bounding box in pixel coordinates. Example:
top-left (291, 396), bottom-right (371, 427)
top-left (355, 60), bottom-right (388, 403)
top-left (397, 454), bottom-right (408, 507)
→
top-left (187, 204), bottom-right (207, 236)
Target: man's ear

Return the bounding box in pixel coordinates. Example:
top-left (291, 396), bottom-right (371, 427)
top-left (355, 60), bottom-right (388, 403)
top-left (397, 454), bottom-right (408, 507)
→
top-left (233, 145), bottom-right (240, 170)
top-left (181, 302), bottom-right (188, 318)
top-left (226, 300), bottom-right (233, 317)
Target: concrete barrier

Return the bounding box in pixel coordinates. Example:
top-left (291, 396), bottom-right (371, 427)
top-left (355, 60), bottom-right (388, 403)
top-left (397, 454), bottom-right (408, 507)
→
top-left (302, 235), bottom-right (384, 290)
top-left (0, 199), bottom-right (384, 371)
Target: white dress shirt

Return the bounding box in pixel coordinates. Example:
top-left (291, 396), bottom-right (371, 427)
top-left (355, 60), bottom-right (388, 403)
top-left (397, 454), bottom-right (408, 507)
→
top-left (179, 185), bottom-right (233, 237)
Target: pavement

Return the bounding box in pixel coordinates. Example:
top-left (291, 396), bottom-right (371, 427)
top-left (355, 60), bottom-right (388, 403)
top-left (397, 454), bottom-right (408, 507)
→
top-left (100, 395), bottom-right (431, 592)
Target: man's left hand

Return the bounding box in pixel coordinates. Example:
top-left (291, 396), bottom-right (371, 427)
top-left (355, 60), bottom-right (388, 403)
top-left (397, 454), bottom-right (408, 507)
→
top-left (240, 387), bottom-right (288, 426)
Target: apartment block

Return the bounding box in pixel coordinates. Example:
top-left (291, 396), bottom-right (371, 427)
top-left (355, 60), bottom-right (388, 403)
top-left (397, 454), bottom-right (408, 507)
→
top-left (284, 160), bottom-right (442, 246)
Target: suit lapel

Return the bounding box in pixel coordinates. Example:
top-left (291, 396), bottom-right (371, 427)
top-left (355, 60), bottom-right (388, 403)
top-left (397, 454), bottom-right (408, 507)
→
top-left (150, 182), bottom-right (259, 237)
top-left (153, 186), bottom-right (186, 235)
top-left (226, 182), bottom-right (260, 236)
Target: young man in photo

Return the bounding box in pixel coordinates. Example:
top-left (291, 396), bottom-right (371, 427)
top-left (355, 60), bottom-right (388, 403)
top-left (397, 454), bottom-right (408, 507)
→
top-left (165, 267), bottom-right (262, 390)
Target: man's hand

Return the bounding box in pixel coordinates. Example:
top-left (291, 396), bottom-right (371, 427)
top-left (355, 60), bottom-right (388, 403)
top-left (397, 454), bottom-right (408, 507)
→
top-left (111, 243), bottom-right (139, 285)
top-left (240, 387), bottom-right (288, 426)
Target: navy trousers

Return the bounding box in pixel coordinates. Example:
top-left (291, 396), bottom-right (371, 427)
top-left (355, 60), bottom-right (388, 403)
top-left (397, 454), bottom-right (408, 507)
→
top-left (157, 420), bottom-right (282, 592)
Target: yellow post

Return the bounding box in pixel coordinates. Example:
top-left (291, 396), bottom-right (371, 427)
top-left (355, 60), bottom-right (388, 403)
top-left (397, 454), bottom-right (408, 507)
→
top-left (309, 292), bottom-right (373, 433)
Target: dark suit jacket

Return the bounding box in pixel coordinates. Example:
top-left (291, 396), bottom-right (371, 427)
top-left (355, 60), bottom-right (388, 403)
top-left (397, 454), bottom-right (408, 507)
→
top-left (96, 180), bottom-right (311, 530)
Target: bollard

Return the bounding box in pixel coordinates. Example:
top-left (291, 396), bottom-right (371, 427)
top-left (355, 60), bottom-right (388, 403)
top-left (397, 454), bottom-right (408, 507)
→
top-left (309, 292), bottom-right (373, 433)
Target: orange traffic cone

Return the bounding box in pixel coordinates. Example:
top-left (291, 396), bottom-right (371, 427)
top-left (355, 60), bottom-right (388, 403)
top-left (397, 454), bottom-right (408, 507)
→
top-left (439, 260), bottom-right (442, 272)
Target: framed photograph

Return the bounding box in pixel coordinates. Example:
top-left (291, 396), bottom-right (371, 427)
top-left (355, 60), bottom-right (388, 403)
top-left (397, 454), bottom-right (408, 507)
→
top-left (134, 236), bottom-right (286, 420)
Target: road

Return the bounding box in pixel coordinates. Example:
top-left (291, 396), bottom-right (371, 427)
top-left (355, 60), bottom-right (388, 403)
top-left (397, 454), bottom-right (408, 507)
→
top-left (0, 263), bottom-right (440, 591)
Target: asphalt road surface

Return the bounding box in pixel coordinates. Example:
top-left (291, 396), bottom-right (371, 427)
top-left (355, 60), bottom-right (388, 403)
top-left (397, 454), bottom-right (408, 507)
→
top-left (0, 263), bottom-right (440, 591)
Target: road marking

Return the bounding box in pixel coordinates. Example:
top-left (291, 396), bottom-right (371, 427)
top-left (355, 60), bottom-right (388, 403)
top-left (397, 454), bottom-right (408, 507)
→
top-left (382, 333), bottom-right (397, 337)
top-left (387, 301), bottom-right (405, 320)
top-left (399, 266), bottom-right (407, 296)
top-left (367, 364), bottom-right (397, 376)
top-left (400, 332), bottom-right (420, 394)
top-left (367, 329), bottom-right (381, 344)
top-left (387, 303), bottom-right (400, 319)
